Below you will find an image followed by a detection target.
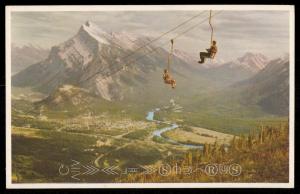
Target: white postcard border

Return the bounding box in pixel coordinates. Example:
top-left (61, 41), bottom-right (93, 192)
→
top-left (5, 5), bottom-right (295, 189)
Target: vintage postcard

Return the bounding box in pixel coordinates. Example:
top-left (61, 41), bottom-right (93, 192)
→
top-left (6, 5), bottom-right (294, 188)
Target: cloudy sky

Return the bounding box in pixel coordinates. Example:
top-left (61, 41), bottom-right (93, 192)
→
top-left (11, 10), bottom-right (290, 61)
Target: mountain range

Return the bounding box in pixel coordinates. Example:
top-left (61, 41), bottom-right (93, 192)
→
top-left (12, 21), bottom-right (289, 116)
top-left (233, 55), bottom-right (289, 115)
top-left (11, 44), bottom-right (49, 75)
top-left (12, 21), bottom-right (213, 102)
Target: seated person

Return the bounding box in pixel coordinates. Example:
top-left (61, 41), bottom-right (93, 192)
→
top-left (198, 40), bottom-right (218, 64)
top-left (163, 69), bottom-right (176, 89)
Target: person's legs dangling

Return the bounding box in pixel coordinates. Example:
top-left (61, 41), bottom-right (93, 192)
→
top-left (199, 52), bottom-right (209, 64)
top-left (171, 79), bottom-right (176, 89)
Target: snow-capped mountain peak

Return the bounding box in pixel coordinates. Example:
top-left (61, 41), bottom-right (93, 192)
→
top-left (80, 21), bottom-right (110, 45)
top-left (229, 52), bottom-right (269, 73)
top-left (110, 31), bottom-right (141, 50)
top-left (79, 21), bottom-right (154, 51)
top-left (279, 52), bottom-right (289, 63)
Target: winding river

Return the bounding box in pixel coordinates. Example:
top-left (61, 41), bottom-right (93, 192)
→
top-left (146, 108), bottom-right (203, 149)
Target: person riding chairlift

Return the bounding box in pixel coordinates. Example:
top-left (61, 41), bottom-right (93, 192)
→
top-left (163, 69), bottom-right (176, 89)
top-left (198, 40), bottom-right (218, 64)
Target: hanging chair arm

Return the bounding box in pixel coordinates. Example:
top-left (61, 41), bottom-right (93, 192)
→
top-left (167, 39), bottom-right (174, 71)
top-left (209, 10), bottom-right (214, 45)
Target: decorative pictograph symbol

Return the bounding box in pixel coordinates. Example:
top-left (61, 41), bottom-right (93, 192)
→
top-left (101, 166), bottom-right (120, 175)
top-left (82, 165), bottom-right (99, 175)
top-left (59, 164), bottom-right (70, 176)
top-left (229, 163), bottom-right (242, 176)
top-left (140, 166), bottom-right (157, 175)
top-left (204, 164), bottom-right (218, 176)
top-left (158, 164), bottom-right (171, 176)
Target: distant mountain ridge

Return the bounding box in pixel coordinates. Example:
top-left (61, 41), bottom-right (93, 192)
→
top-left (233, 55), bottom-right (289, 116)
top-left (234, 52), bottom-right (269, 73)
top-left (11, 44), bottom-right (49, 75)
top-left (200, 52), bottom-right (270, 86)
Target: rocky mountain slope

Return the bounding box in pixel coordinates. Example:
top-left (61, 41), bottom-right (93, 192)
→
top-left (12, 21), bottom-right (208, 103)
top-left (235, 55), bottom-right (289, 116)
